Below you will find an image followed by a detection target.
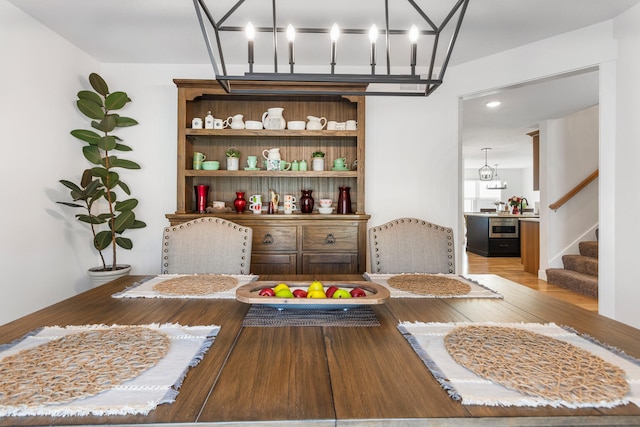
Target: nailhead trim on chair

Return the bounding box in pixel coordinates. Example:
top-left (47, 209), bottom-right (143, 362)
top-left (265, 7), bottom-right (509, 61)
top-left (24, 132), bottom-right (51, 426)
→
top-left (369, 218), bottom-right (455, 274)
top-left (162, 217), bottom-right (253, 274)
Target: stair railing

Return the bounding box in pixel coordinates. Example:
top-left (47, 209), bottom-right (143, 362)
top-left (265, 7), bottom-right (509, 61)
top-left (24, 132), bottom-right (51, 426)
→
top-left (548, 169), bottom-right (599, 211)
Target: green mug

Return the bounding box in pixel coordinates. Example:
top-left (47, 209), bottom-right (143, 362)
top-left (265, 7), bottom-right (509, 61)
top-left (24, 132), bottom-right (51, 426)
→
top-left (194, 152), bottom-right (206, 162)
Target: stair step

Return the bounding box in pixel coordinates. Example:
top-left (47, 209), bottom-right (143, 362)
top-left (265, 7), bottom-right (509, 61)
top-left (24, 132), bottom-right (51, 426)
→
top-left (579, 241), bottom-right (598, 258)
top-left (562, 254), bottom-right (598, 276)
top-left (546, 268), bottom-right (598, 298)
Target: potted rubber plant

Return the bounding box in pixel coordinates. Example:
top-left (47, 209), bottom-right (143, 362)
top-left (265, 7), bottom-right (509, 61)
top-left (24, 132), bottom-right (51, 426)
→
top-left (57, 73), bottom-right (146, 286)
top-left (225, 147), bottom-right (240, 170)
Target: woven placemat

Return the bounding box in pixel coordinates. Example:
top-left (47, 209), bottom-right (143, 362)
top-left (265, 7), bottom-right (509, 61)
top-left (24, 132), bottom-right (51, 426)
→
top-left (387, 274), bottom-right (471, 296)
top-left (153, 274), bottom-right (238, 295)
top-left (243, 305), bottom-right (380, 327)
top-left (0, 326), bottom-right (169, 407)
top-left (444, 325), bottom-right (629, 404)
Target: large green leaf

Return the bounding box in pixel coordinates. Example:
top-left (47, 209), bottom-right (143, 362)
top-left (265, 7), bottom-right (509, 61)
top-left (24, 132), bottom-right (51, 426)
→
top-left (115, 143), bottom-right (132, 152)
top-left (110, 158), bottom-right (141, 169)
top-left (113, 210), bottom-right (135, 232)
top-left (115, 116), bottom-right (138, 127)
top-left (102, 172), bottom-right (120, 189)
top-left (76, 214), bottom-right (106, 225)
top-left (77, 90), bottom-right (103, 106)
top-left (57, 201), bottom-right (83, 208)
top-left (98, 135), bottom-right (117, 152)
top-left (59, 179), bottom-right (82, 192)
top-left (105, 91), bottom-right (130, 110)
top-left (89, 73), bottom-right (109, 96)
top-left (94, 230), bottom-right (114, 251)
top-left (77, 98), bottom-right (104, 120)
top-left (115, 198), bottom-right (138, 212)
top-left (91, 166), bottom-right (108, 179)
top-left (118, 180), bottom-right (131, 195)
top-left (91, 114), bottom-right (117, 133)
top-left (130, 219), bottom-right (147, 229)
top-left (80, 169), bottom-right (94, 188)
top-left (70, 129), bottom-right (101, 145)
top-left (83, 145), bottom-right (103, 165)
top-left (116, 236), bottom-right (133, 250)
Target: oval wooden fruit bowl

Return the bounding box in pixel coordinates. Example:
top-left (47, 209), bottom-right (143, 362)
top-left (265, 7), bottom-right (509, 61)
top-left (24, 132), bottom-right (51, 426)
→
top-left (236, 281), bottom-right (390, 309)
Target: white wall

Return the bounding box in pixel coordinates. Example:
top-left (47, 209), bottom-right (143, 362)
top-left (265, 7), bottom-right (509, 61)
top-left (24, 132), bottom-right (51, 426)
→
top-left (0, 0), bottom-right (99, 325)
top-left (607, 4), bottom-right (640, 326)
top-left (543, 106), bottom-right (599, 270)
top-left (3, 0), bottom-right (640, 328)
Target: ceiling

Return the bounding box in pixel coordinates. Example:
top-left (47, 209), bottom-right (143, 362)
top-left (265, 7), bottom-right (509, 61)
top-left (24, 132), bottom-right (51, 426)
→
top-left (8, 0), bottom-right (640, 169)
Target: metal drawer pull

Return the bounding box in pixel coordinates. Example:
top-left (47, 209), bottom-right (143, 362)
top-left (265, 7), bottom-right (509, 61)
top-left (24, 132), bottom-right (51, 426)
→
top-left (262, 233), bottom-right (274, 244)
top-left (325, 233), bottom-right (336, 244)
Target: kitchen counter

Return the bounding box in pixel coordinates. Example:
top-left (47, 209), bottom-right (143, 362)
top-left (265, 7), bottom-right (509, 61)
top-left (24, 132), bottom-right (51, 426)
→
top-left (464, 212), bottom-right (539, 218)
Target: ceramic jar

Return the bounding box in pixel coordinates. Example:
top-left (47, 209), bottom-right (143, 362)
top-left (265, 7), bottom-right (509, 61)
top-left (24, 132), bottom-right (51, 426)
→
top-left (233, 192), bottom-right (247, 213)
top-left (300, 190), bottom-right (314, 213)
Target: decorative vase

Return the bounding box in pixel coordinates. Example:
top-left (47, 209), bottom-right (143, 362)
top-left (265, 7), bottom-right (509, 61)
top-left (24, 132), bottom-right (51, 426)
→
top-left (87, 264), bottom-right (132, 288)
top-left (512, 205), bottom-right (519, 215)
top-left (300, 190), bottom-right (314, 213)
top-left (337, 186), bottom-right (353, 214)
top-left (194, 184), bottom-right (209, 213)
top-left (234, 191), bottom-right (247, 213)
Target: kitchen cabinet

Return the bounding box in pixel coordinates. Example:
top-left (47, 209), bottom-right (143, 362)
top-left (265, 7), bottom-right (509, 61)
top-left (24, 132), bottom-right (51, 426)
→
top-left (465, 215), bottom-right (490, 256)
top-left (520, 218), bottom-right (540, 274)
top-left (166, 80), bottom-right (370, 274)
top-left (465, 213), bottom-right (521, 257)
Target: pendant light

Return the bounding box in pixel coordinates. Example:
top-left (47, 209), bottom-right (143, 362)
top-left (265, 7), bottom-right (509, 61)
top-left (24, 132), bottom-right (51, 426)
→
top-left (478, 148), bottom-right (494, 181)
top-left (487, 164), bottom-right (507, 189)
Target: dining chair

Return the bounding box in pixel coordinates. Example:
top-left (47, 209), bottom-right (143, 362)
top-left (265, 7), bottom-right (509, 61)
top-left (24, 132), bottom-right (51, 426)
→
top-left (368, 217), bottom-right (455, 274)
top-left (162, 217), bottom-right (253, 274)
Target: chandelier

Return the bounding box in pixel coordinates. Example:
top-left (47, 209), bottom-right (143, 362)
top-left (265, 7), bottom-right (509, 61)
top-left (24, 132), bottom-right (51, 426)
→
top-left (478, 148), bottom-right (494, 181)
top-left (192, 0), bottom-right (470, 96)
top-left (487, 164), bottom-right (507, 190)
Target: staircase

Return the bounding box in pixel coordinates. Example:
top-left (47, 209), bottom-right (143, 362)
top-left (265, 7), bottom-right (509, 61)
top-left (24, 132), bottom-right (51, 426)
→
top-left (546, 241), bottom-right (598, 298)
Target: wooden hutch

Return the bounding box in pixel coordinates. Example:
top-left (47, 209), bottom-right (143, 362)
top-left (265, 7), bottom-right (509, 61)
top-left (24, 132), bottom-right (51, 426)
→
top-left (166, 80), bottom-right (370, 274)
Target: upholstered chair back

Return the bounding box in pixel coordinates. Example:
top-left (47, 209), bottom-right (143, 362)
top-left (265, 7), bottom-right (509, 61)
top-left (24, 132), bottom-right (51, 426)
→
top-left (162, 217), bottom-right (252, 274)
top-left (368, 217), bottom-right (455, 274)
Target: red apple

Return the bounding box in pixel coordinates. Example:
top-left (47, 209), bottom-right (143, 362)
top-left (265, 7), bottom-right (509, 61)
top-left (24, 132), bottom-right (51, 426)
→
top-left (350, 288), bottom-right (367, 298)
top-left (292, 289), bottom-right (308, 298)
top-left (259, 288), bottom-right (275, 296)
top-left (325, 286), bottom-right (339, 298)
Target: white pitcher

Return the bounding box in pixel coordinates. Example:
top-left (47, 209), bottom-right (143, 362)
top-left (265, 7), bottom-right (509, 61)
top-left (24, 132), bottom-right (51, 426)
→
top-left (227, 114), bottom-right (244, 129)
top-left (262, 147), bottom-right (281, 160)
top-left (262, 107), bottom-right (286, 130)
top-left (306, 115), bottom-right (327, 130)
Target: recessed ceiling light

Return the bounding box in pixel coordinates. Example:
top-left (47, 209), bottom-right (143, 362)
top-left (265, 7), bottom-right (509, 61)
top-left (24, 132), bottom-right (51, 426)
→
top-left (486, 101), bottom-right (501, 108)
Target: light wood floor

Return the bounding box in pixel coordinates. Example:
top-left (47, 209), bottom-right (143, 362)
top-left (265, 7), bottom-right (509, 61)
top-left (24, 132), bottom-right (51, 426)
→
top-left (461, 250), bottom-right (598, 312)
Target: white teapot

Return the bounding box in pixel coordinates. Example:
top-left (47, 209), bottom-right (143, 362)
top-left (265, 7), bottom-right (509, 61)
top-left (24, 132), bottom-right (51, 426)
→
top-left (262, 107), bottom-right (286, 130)
top-left (306, 115), bottom-right (327, 130)
top-left (262, 147), bottom-right (281, 160)
top-left (227, 114), bottom-right (244, 129)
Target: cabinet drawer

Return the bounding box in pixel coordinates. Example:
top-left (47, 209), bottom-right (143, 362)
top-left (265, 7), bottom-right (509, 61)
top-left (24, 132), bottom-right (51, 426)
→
top-left (252, 226), bottom-right (297, 251)
top-left (302, 253), bottom-right (358, 274)
top-left (489, 238), bottom-right (520, 256)
top-left (251, 254), bottom-right (297, 275)
top-left (302, 226), bottom-right (358, 251)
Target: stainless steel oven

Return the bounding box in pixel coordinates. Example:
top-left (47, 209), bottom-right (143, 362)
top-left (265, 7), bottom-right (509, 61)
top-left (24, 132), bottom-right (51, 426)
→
top-left (489, 217), bottom-right (519, 238)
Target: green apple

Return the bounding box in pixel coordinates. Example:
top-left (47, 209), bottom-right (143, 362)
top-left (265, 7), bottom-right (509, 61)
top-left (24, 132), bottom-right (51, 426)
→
top-left (275, 288), bottom-right (294, 298)
top-left (332, 289), bottom-right (352, 299)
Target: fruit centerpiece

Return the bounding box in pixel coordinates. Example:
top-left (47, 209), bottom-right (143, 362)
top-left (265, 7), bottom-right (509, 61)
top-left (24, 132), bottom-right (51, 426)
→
top-left (236, 280), bottom-right (389, 309)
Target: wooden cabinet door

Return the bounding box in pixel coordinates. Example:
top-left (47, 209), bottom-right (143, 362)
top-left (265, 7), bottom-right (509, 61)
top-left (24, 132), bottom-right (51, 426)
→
top-left (302, 253), bottom-right (359, 275)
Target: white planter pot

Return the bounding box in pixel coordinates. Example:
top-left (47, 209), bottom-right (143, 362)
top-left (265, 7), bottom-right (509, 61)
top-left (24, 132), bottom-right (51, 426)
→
top-left (227, 157), bottom-right (239, 170)
top-left (312, 158), bottom-right (324, 171)
top-left (87, 264), bottom-right (132, 287)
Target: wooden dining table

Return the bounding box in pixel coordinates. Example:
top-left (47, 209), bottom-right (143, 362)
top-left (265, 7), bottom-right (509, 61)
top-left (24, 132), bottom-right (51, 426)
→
top-left (1, 273), bottom-right (640, 426)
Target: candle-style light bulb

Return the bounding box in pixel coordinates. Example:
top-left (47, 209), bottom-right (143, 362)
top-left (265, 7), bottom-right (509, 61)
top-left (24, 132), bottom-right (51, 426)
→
top-left (287, 24), bottom-right (295, 73)
top-left (369, 24), bottom-right (378, 74)
top-left (246, 22), bottom-right (255, 73)
top-left (409, 25), bottom-right (418, 75)
top-left (330, 23), bottom-right (339, 74)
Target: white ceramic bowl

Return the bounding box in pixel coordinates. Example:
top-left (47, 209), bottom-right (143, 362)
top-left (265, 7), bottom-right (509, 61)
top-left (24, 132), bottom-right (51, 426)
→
top-left (287, 120), bottom-right (305, 130)
top-left (318, 207), bottom-right (333, 214)
top-left (245, 120), bottom-right (263, 130)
